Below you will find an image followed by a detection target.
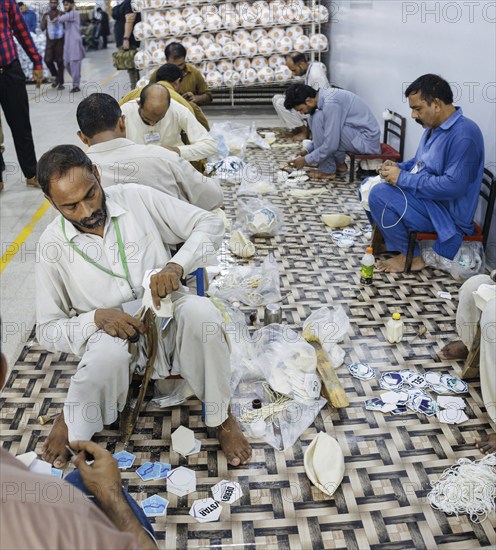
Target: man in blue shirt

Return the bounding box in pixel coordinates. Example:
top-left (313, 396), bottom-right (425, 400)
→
top-left (18, 2), bottom-right (37, 32)
top-left (41, 0), bottom-right (65, 89)
top-left (285, 84), bottom-right (381, 180)
top-left (367, 74), bottom-right (484, 273)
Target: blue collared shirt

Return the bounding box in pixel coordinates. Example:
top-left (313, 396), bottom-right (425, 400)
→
top-left (47, 17), bottom-right (64, 40)
top-left (398, 107), bottom-right (484, 240)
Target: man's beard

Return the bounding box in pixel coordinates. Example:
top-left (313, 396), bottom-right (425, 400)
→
top-left (72, 194), bottom-right (107, 230)
top-left (415, 119), bottom-right (424, 126)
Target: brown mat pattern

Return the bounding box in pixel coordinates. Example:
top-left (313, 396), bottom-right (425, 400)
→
top-left (1, 132), bottom-right (495, 549)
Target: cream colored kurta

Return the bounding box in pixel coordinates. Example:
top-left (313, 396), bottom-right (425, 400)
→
top-left (456, 274), bottom-right (496, 422)
top-left (87, 137), bottom-right (223, 211)
top-left (36, 185), bottom-right (230, 438)
top-left (120, 99), bottom-right (217, 162)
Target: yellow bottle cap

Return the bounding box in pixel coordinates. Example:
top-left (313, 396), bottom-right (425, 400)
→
top-left (392, 312), bottom-right (401, 320)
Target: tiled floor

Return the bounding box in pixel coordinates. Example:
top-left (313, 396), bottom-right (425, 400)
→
top-left (1, 129), bottom-right (495, 548)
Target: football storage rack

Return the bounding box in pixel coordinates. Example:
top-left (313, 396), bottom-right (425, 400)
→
top-left (133, 0), bottom-right (329, 105)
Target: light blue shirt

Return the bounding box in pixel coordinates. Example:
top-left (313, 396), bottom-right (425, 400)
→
top-left (398, 107), bottom-right (484, 241)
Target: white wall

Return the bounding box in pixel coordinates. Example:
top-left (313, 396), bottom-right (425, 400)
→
top-left (326, 0), bottom-right (496, 266)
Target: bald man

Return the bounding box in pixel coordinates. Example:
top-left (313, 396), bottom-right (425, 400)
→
top-left (120, 84), bottom-right (216, 163)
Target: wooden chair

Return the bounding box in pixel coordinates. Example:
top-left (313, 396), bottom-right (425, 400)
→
top-left (346, 110), bottom-right (406, 183)
top-left (120, 268), bottom-right (206, 443)
top-left (404, 168), bottom-right (496, 272)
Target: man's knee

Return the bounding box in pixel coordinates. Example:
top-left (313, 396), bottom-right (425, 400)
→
top-left (368, 182), bottom-right (392, 210)
top-left (177, 296), bottom-right (222, 339)
top-left (81, 333), bottom-right (131, 385)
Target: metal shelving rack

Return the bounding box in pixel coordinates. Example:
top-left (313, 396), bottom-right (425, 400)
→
top-left (134, 0), bottom-right (329, 105)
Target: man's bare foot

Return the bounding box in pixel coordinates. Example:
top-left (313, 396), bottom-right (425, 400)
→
top-left (41, 412), bottom-right (70, 468)
top-left (307, 168), bottom-right (336, 181)
top-left (217, 411), bottom-right (252, 467)
top-left (376, 254), bottom-right (425, 273)
top-left (336, 162), bottom-right (348, 174)
top-left (439, 340), bottom-right (469, 361)
top-left (475, 433), bottom-right (496, 454)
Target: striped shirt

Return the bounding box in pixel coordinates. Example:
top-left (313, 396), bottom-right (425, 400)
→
top-left (0, 0), bottom-right (42, 70)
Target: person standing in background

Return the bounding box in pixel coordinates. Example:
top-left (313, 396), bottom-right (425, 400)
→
top-left (41, 0), bottom-right (65, 90)
top-left (0, 0), bottom-right (42, 188)
top-left (115, 0), bottom-right (141, 89)
top-left (96, 7), bottom-right (110, 49)
top-left (52, 0), bottom-right (85, 93)
top-left (18, 2), bottom-right (37, 32)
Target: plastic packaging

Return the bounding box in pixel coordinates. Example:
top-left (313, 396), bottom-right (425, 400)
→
top-left (386, 312), bottom-right (403, 343)
top-left (420, 241), bottom-right (485, 281)
top-left (237, 198), bottom-right (284, 237)
top-left (360, 247), bottom-right (375, 285)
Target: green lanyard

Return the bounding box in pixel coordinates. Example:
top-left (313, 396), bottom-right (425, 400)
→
top-left (61, 216), bottom-right (137, 299)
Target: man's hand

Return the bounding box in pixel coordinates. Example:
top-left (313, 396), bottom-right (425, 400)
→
top-left (70, 440), bottom-right (122, 507)
top-left (378, 159), bottom-right (398, 172)
top-left (380, 164), bottom-right (401, 185)
top-left (182, 91), bottom-right (195, 102)
top-left (94, 309), bottom-right (145, 340)
top-left (290, 156), bottom-right (307, 170)
top-left (33, 69), bottom-right (43, 88)
top-left (149, 263), bottom-right (183, 309)
top-left (163, 145), bottom-right (181, 155)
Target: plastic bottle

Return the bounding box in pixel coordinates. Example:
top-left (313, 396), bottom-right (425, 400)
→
top-left (360, 247), bottom-right (375, 285)
top-left (249, 399), bottom-right (266, 437)
top-left (386, 312), bottom-right (404, 343)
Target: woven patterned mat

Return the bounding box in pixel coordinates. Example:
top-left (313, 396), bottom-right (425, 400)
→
top-left (1, 132), bottom-right (495, 549)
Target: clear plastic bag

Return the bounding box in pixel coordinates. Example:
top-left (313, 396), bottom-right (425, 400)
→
top-left (420, 240), bottom-right (485, 281)
top-left (206, 156), bottom-right (246, 184)
top-left (237, 197), bottom-right (284, 237)
top-left (208, 254), bottom-right (281, 307)
top-left (302, 306), bottom-right (350, 368)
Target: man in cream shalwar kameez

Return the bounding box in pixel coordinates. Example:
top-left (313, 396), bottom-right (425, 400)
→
top-left (36, 145), bottom-right (251, 468)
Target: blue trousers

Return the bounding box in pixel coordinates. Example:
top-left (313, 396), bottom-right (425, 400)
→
top-left (368, 183), bottom-right (463, 258)
top-left (311, 111), bottom-right (379, 174)
top-left (65, 470), bottom-right (156, 539)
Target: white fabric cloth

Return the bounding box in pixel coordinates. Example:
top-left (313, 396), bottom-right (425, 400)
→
top-left (272, 94), bottom-right (304, 130)
top-left (456, 274), bottom-right (496, 422)
top-left (304, 61), bottom-right (330, 90)
top-left (36, 185), bottom-right (229, 436)
top-left (120, 99), bottom-right (217, 162)
top-left (87, 137), bottom-right (223, 211)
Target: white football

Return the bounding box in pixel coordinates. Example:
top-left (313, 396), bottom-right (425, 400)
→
top-left (188, 44), bottom-right (204, 62)
top-left (240, 6), bottom-right (258, 27)
top-left (205, 42), bottom-right (222, 60)
top-left (223, 69), bottom-right (241, 87)
top-left (310, 33), bottom-right (328, 51)
top-left (268, 54), bottom-right (285, 69)
top-left (151, 49), bottom-right (166, 65)
top-left (164, 9), bottom-right (181, 21)
top-left (286, 25), bottom-right (303, 40)
top-left (197, 34), bottom-right (214, 48)
top-left (146, 0), bottom-right (164, 8)
top-left (205, 14), bottom-right (222, 31)
top-left (233, 29), bottom-right (250, 44)
top-left (268, 27), bottom-right (285, 42)
top-left (133, 22), bottom-right (153, 41)
top-left (201, 5), bottom-right (218, 17)
top-left (206, 70), bottom-right (223, 87)
top-left (259, 8), bottom-right (272, 25)
top-left (199, 60), bottom-right (216, 72)
top-left (274, 64), bottom-right (292, 81)
top-left (152, 19), bottom-right (169, 38)
top-left (250, 28), bottom-right (267, 42)
top-left (253, 0), bottom-right (269, 9)
top-left (240, 67), bottom-right (258, 84)
top-left (134, 50), bottom-right (151, 70)
top-left (163, 0), bottom-right (181, 6)
top-left (181, 35), bottom-right (197, 49)
top-left (147, 39), bottom-right (164, 54)
top-left (224, 13), bottom-right (239, 29)
top-left (169, 17), bottom-right (187, 36)
top-left (277, 36), bottom-right (293, 54)
top-left (217, 59), bottom-right (233, 73)
top-left (239, 39), bottom-right (258, 57)
top-left (188, 15), bottom-right (204, 34)
top-left (181, 6), bottom-right (200, 19)
top-left (224, 41), bottom-right (240, 57)
top-left (257, 37), bottom-right (275, 56)
top-left (258, 66), bottom-right (275, 82)
top-left (251, 55), bottom-right (267, 69)
top-left (293, 34), bottom-right (310, 52)
top-left (215, 31), bottom-right (231, 46)
top-left (312, 4), bottom-right (329, 22)
top-left (300, 5), bottom-right (312, 22)
top-left (234, 57), bottom-right (251, 71)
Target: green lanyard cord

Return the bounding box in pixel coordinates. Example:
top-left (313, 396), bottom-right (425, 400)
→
top-left (61, 216), bottom-right (136, 298)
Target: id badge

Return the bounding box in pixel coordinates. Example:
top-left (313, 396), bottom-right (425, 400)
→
top-left (144, 131), bottom-right (160, 144)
